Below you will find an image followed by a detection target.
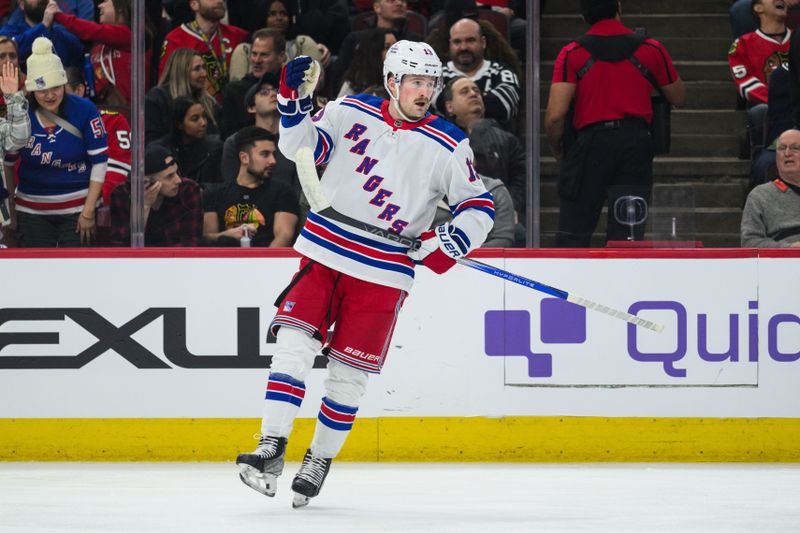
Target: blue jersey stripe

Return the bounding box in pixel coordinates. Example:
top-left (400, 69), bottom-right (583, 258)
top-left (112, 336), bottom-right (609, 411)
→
top-left (413, 128), bottom-right (455, 152)
top-left (300, 229), bottom-right (416, 277)
top-left (307, 211), bottom-right (410, 253)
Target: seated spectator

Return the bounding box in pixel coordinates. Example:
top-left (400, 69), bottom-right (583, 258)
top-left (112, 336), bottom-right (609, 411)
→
top-left (110, 144), bottom-right (203, 246)
top-left (728, 0), bottom-right (791, 106)
top-left (145, 48), bottom-right (220, 143)
top-left (46, 0), bottom-right (153, 105)
top-left (203, 126), bottom-right (298, 246)
top-left (0, 36), bottom-right (25, 117)
top-left (441, 76), bottom-right (526, 222)
top-left (741, 128), bottom-right (800, 247)
top-left (154, 96), bottom-right (222, 187)
top-left (6, 37), bottom-right (107, 247)
top-left (0, 0), bottom-right (83, 69)
top-left (159, 0), bottom-right (249, 103)
top-left (789, 21), bottom-right (800, 127)
top-left (435, 17), bottom-right (520, 130)
top-left (751, 64), bottom-right (793, 187)
top-left (336, 27), bottom-right (396, 97)
top-left (228, 1), bottom-right (330, 81)
top-left (429, 171), bottom-right (514, 247)
top-left (64, 66), bottom-right (130, 205)
top-left (0, 61), bottom-right (31, 246)
top-left (227, 0), bottom-right (350, 52)
top-left (222, 28), bottom-right (286, 139)
top-left (330, 0), bottom-right (424, 98)
top-left (730, 0), bottom-right (800, 39)
top-left (220, 72), bottom-right (299, 199)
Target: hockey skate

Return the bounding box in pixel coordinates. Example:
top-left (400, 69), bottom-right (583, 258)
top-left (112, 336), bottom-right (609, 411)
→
top-left (236, 435), bottom-right (287, 497)
top-left (291, 449), bottom-right (332, 508)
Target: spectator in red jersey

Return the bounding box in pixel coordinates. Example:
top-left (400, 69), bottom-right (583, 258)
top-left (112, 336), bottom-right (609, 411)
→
top-left (64, 66), bottom-right (130, 205)
top-left (728, 0), bottom-right (791, 106)
top-left (545, 0), bottom-right (685, 247)
top-left (145, 48), bottom-right (220, 143)
top-left (110, 144), bottom-right (203, 246)
top-left (45, 0), bottom-right (153, 106)
top-left (730, 0), bottom-right (800, 39)
top-left (159, 0), bottom-right (249, 104)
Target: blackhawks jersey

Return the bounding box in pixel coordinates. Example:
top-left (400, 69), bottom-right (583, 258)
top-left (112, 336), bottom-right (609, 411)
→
top-left (54, 13), bottom-right (152, 103)
top-left (8, 94), bottom-right (108, 215)
top-left (437, 59), bottom-right (520, 127)
top-left (159, 21), bottom-right (249, 103)
top-left (279, 93), bottom-right (495, 292)
top-left (728, 29), bottom-right (791, 105)
top-left (99, 108), bottom-right (131, 205)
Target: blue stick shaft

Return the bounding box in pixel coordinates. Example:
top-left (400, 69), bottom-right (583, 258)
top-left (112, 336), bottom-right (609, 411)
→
top-left (457, 257), bottom-right (569, 299)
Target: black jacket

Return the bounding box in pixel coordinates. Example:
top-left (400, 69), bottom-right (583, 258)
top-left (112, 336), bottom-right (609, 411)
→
top-left (468, 119), bottom-right (527, 217)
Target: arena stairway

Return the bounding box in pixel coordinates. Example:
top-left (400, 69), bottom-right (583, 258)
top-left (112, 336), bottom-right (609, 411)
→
top-left (539, 0), bottom-right (748, 247)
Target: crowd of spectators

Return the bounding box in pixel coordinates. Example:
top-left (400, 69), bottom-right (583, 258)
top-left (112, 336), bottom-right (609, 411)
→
top-left (4, 0), bottom-right (795, 250)
top-left (0, 0), bottom-right (528, 248)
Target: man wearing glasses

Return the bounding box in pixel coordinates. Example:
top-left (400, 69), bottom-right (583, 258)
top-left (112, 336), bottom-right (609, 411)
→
top-left (741, 128), bottom-right (800, 247)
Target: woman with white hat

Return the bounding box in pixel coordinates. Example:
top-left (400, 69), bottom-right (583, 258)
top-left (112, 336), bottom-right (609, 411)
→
top-left (6, 36), bottom-right (108, 247)
top-left (0, 60), bottom-right (32, 246)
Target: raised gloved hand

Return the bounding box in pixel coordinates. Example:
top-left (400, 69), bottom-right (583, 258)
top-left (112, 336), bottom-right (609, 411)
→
top-left (408, 223), bottom-right (470, 274)
top-left (278, 56), bottom-right (319, 116)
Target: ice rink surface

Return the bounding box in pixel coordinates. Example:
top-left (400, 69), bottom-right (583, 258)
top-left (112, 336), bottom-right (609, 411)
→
top-left (2, 462), bottom-right (799, 533)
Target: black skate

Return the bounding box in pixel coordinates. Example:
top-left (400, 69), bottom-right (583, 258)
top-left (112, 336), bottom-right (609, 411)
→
top-left (236, 435), bottom-right (287, 497)
top-left (291, 449), bottom-right (332, 508)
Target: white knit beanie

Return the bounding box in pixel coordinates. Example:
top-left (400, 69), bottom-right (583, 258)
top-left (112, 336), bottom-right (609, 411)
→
top-left (25, 37), bottom-right (67, 92)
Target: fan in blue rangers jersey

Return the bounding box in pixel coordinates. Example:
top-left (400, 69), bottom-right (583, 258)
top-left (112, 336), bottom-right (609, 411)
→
top-left (235, 41), bottom-right (495, 508)
top-left (4, 37), bottom-right (107, 247)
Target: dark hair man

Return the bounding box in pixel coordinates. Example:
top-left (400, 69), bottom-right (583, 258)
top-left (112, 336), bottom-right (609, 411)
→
top-left (203, 126), bottom-right (299, 246)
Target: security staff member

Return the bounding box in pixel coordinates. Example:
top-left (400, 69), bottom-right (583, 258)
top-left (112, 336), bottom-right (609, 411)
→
top-left (545, 0), bottom-right (685, 247)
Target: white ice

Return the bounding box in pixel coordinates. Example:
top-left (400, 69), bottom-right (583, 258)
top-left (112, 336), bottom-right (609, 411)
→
top-left (1, 463), bottom-right (799, 532)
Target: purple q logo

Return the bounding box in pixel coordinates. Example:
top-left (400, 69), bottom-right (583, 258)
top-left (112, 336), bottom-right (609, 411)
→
top-left (484, 299), bottom-right (587, 377)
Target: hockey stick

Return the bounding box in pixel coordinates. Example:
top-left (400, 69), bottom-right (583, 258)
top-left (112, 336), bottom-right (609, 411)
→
top-left (294, 148), bottom-right (664, 333)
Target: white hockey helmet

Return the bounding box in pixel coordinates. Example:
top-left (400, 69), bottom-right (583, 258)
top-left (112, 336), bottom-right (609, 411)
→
top-left (383, 40), bottom-right (443, 97)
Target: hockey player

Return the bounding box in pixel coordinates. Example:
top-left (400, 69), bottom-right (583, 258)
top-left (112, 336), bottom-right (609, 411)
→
top-left (235, 41), bottom-right (495, 507)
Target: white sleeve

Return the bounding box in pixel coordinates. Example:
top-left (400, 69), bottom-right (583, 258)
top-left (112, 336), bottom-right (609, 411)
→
top-left (441, 140), bottom-right (495, 252)
top-left (278, 98), bottom-right (340, 166)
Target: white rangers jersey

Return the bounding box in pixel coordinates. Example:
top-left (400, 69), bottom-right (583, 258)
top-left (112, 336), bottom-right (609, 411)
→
top-left (279, 93), bottom-right (495, 292)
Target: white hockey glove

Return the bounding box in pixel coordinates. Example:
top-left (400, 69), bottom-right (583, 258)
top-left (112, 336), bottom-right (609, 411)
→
top-left (277, 56), bottom-right (319, 116)
top-left (408, 223), bottom-right (470, 274)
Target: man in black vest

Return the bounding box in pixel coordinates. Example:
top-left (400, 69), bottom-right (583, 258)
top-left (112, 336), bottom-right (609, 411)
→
top-left (544, 0), bottom-right (685, 247)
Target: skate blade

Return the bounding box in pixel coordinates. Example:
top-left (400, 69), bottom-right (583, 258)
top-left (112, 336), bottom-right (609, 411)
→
top-left (237, 463), bottom-right (278, 497)
top-left (292, 492), bottom-right (310, 508)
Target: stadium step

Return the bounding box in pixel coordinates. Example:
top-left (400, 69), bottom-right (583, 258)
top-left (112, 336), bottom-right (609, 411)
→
top-left (540, 157), bottom-right (750, 178)
top-left (538, 133), bottom-right (740, 159)
top-left (539, 178), bottom-right (749, 209)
